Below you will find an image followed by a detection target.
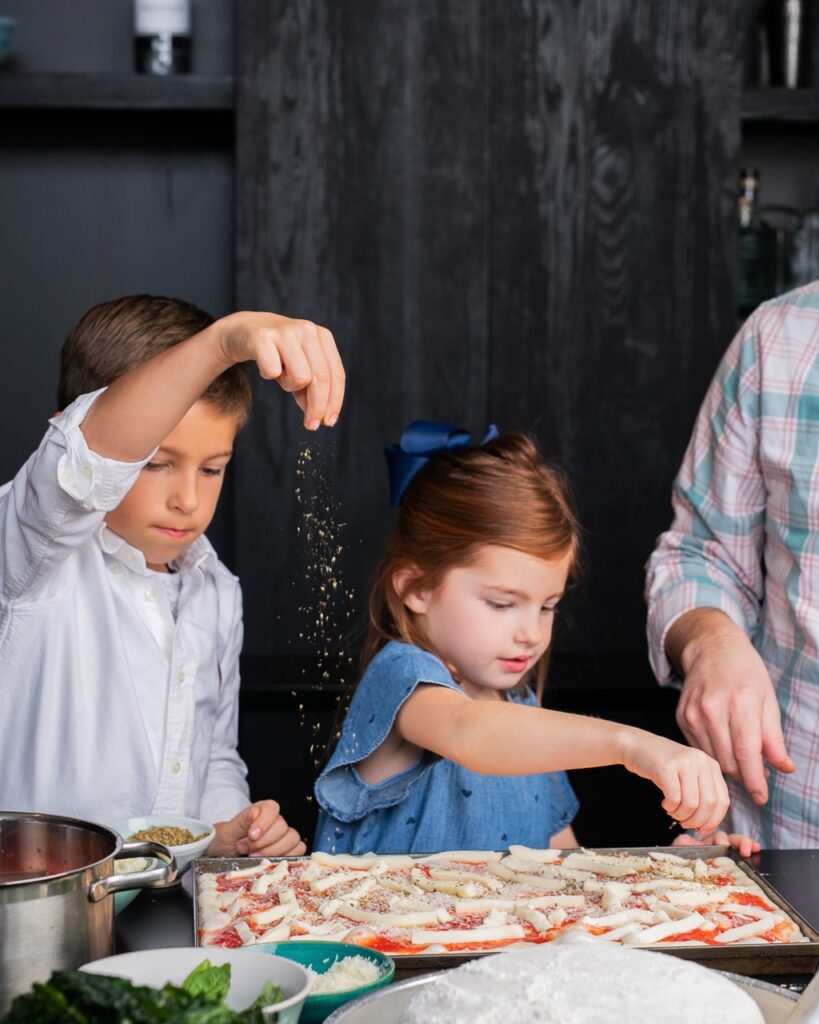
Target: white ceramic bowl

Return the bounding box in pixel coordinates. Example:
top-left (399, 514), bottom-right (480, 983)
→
top-left (108, 814), bottom-right (215, 913)
top-left (109, 814), bottom-right (215, 875)
top-left (81, 947), bottom-right (311, 1022)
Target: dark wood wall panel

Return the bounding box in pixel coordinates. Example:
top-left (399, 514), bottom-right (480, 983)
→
top-left (235, 0), bottom-right (743, 664)
top-left (235, 0), bottom-right (491, 654)
top-left (488, 1), bottom-right (743, 655)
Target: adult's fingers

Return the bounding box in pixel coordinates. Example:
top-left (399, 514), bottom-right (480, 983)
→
top-left (729, 705), bottom-right (768, 805)
top-left (760, 694), bottom-right (796, 775)
top-left (727, 833), bottom-right (760, 858)
top-left (676, 691), bottom-right (738, 777)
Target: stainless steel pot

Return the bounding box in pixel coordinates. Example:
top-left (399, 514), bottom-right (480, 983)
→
top-left (0, 810), bottom-right (177, 1014)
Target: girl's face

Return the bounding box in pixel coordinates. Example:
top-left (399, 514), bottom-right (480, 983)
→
top-left (402, 544), bottom-right (572, 699)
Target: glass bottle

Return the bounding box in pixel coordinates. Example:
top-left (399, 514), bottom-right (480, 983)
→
top-left (737, 168), bottom-right (778, 319)
top-left (134, 0), bottom-right (192, 76)
top-left (765, 0), bottom-right (810, 88)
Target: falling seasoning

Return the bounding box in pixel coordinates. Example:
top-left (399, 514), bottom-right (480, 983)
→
top-left (294, 437), bottom-right (357, 773)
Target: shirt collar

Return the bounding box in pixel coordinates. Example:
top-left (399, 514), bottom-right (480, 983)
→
top-left (97, 524), bottom-right (216, 576)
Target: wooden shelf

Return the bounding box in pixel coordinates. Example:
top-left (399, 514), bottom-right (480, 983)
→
top-left (0, 73), bottom-right (234, 111)
top-left (742, 87), bottom-right (819, 123)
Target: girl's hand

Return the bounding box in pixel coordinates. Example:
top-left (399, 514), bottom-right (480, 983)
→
top-left (212, 311), bottom-right (345, 430)
top-left (672, 830), bottom-right (760, 859)
top-left (208, 800), bottom-right (306, 858)
top-left (620, 731), bottom-right (730, 834)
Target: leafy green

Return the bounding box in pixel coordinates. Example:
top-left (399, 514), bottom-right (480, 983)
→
top-left (181, 961), bottom-right (232, 1003)
top-left (1, 961), bottom-right (285, 1024)
top-left (249, 981), bottom-right (284, 1011)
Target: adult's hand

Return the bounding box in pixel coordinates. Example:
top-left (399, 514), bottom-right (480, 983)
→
top-left (667, 609), bottom-right (795, 805)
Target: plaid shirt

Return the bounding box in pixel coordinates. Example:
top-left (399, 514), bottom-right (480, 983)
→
top-left (646, 282), bottom-right (819, 849)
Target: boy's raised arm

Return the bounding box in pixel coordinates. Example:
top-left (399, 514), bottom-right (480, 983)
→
top-left (81, 312), bottom-right (345, 461)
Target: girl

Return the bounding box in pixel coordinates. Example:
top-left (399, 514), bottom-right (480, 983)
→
top-left (314, 423), bottom-right (754, 857)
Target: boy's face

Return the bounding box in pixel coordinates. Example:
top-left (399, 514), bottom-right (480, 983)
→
top-left (104, 400), bottom-right (240, 571)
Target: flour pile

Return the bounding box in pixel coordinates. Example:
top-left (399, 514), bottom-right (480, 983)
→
top-left (399, 933), bottom-right (764, 1024)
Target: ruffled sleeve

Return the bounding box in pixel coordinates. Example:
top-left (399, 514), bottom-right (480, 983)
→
top-left (315, 642), bottom-right (464, 823)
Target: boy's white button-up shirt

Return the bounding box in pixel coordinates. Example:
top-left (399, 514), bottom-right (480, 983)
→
top-left (0, 390), bottom-right (250, 825)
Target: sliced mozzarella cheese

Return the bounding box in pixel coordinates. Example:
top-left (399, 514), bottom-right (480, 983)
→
top-left (410, 924), bottom-right (526, 945)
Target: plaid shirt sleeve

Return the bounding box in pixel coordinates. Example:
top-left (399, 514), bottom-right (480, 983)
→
top-left (645, 316), bottom-right (768, 683)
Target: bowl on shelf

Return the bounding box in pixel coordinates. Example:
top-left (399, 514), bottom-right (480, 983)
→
top-left (108, 814), bottom-right (215, 913)
top-left (80, 947), bottom-right (312, 1022)
top-left (249, 941), bottom-right (395, 1024)
top-left (0, 16), bottom-right (15, 63)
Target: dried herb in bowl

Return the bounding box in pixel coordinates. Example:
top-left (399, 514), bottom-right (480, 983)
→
top-left (127, 825), bottom-right (210, 846)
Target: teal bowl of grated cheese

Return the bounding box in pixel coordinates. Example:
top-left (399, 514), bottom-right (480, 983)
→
top-left (247, 941), bottom-right (394, 1024)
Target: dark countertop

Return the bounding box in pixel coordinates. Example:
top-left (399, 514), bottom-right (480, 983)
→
top-left (115, 848), bottom-right (819, 990)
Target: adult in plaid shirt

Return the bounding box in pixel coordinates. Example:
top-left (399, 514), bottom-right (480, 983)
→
top-left (645, 284), bottom-right (819, 849)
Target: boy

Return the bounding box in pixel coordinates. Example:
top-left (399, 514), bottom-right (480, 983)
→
top-left (0, 295), bottom-right (345, 857)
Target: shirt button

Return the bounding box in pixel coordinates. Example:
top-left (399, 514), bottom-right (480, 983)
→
top-left (124, 551), bottom-right (134, 562)
top-left (144, 589), bottom-right (156, 602)
top-left (83, 464), bottom-right (93, 479)
top-left (110, 564), bottom-right (123, 576)
top-left (58, 469), bottom-right (72, 485)
top-left (170, 761), bottom-right (182, 775)
top-left (177, 671), bottom-right (186, 684)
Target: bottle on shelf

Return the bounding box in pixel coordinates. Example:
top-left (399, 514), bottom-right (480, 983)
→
top-left (133, 0), bottom-right (192, 76)
top-left (793, 210), bottom-right (819, 287)
top-left (764, 0), bottom-right (810, 88)
top-left (737, 168), bottom-right (778, 318)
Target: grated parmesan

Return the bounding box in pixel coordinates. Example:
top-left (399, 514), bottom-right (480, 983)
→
top-left (308, 955), bottom-right (382, 994)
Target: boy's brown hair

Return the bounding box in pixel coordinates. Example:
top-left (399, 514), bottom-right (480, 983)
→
top-left (57, 295), bottom-right (252, 422)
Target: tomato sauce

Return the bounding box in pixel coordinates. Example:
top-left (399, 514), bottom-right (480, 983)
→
top-left (215, 876), bottom-right (253, 893)
top-left (665, 928), bottom-right (722, 945)
top-left (725, 890), bottom-right (772, 911)
top-left (206, 926), bottom-right (243, 949)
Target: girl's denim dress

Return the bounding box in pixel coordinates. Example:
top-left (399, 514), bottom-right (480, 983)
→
top-left (314, 641), bottom-right (578, 854)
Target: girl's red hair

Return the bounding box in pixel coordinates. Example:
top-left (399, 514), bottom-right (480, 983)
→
top-left (364, 431), bottom-right (581, 698)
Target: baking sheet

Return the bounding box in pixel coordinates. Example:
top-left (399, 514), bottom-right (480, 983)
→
top-left (191, 846), bottom-right (819, 976)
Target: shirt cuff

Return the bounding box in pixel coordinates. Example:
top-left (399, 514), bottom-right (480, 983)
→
top-left (647, 580), bottom-right (749, 684)
top-left (50, 389), bottom-right (157, 511)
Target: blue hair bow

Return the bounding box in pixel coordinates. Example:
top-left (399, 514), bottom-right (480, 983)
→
top-left (385, 420), bottom-right (500, 508)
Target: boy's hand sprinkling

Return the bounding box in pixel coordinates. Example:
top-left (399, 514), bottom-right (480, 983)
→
top-left (213, 312), bottom-right (345, 430)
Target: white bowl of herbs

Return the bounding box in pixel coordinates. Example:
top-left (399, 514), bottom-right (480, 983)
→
top-left (2, 948), bottom-right (312, 1023)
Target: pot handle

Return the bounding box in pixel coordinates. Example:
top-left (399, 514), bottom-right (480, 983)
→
top-left (88, 840), bottom-right (178, 902)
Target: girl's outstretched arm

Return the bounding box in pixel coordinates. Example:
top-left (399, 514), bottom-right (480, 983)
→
top-left (395, 685), bottom-right (729, 835)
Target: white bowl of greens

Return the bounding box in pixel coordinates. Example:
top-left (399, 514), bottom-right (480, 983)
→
top-left (2, 947), bottom-right (312, 1023)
